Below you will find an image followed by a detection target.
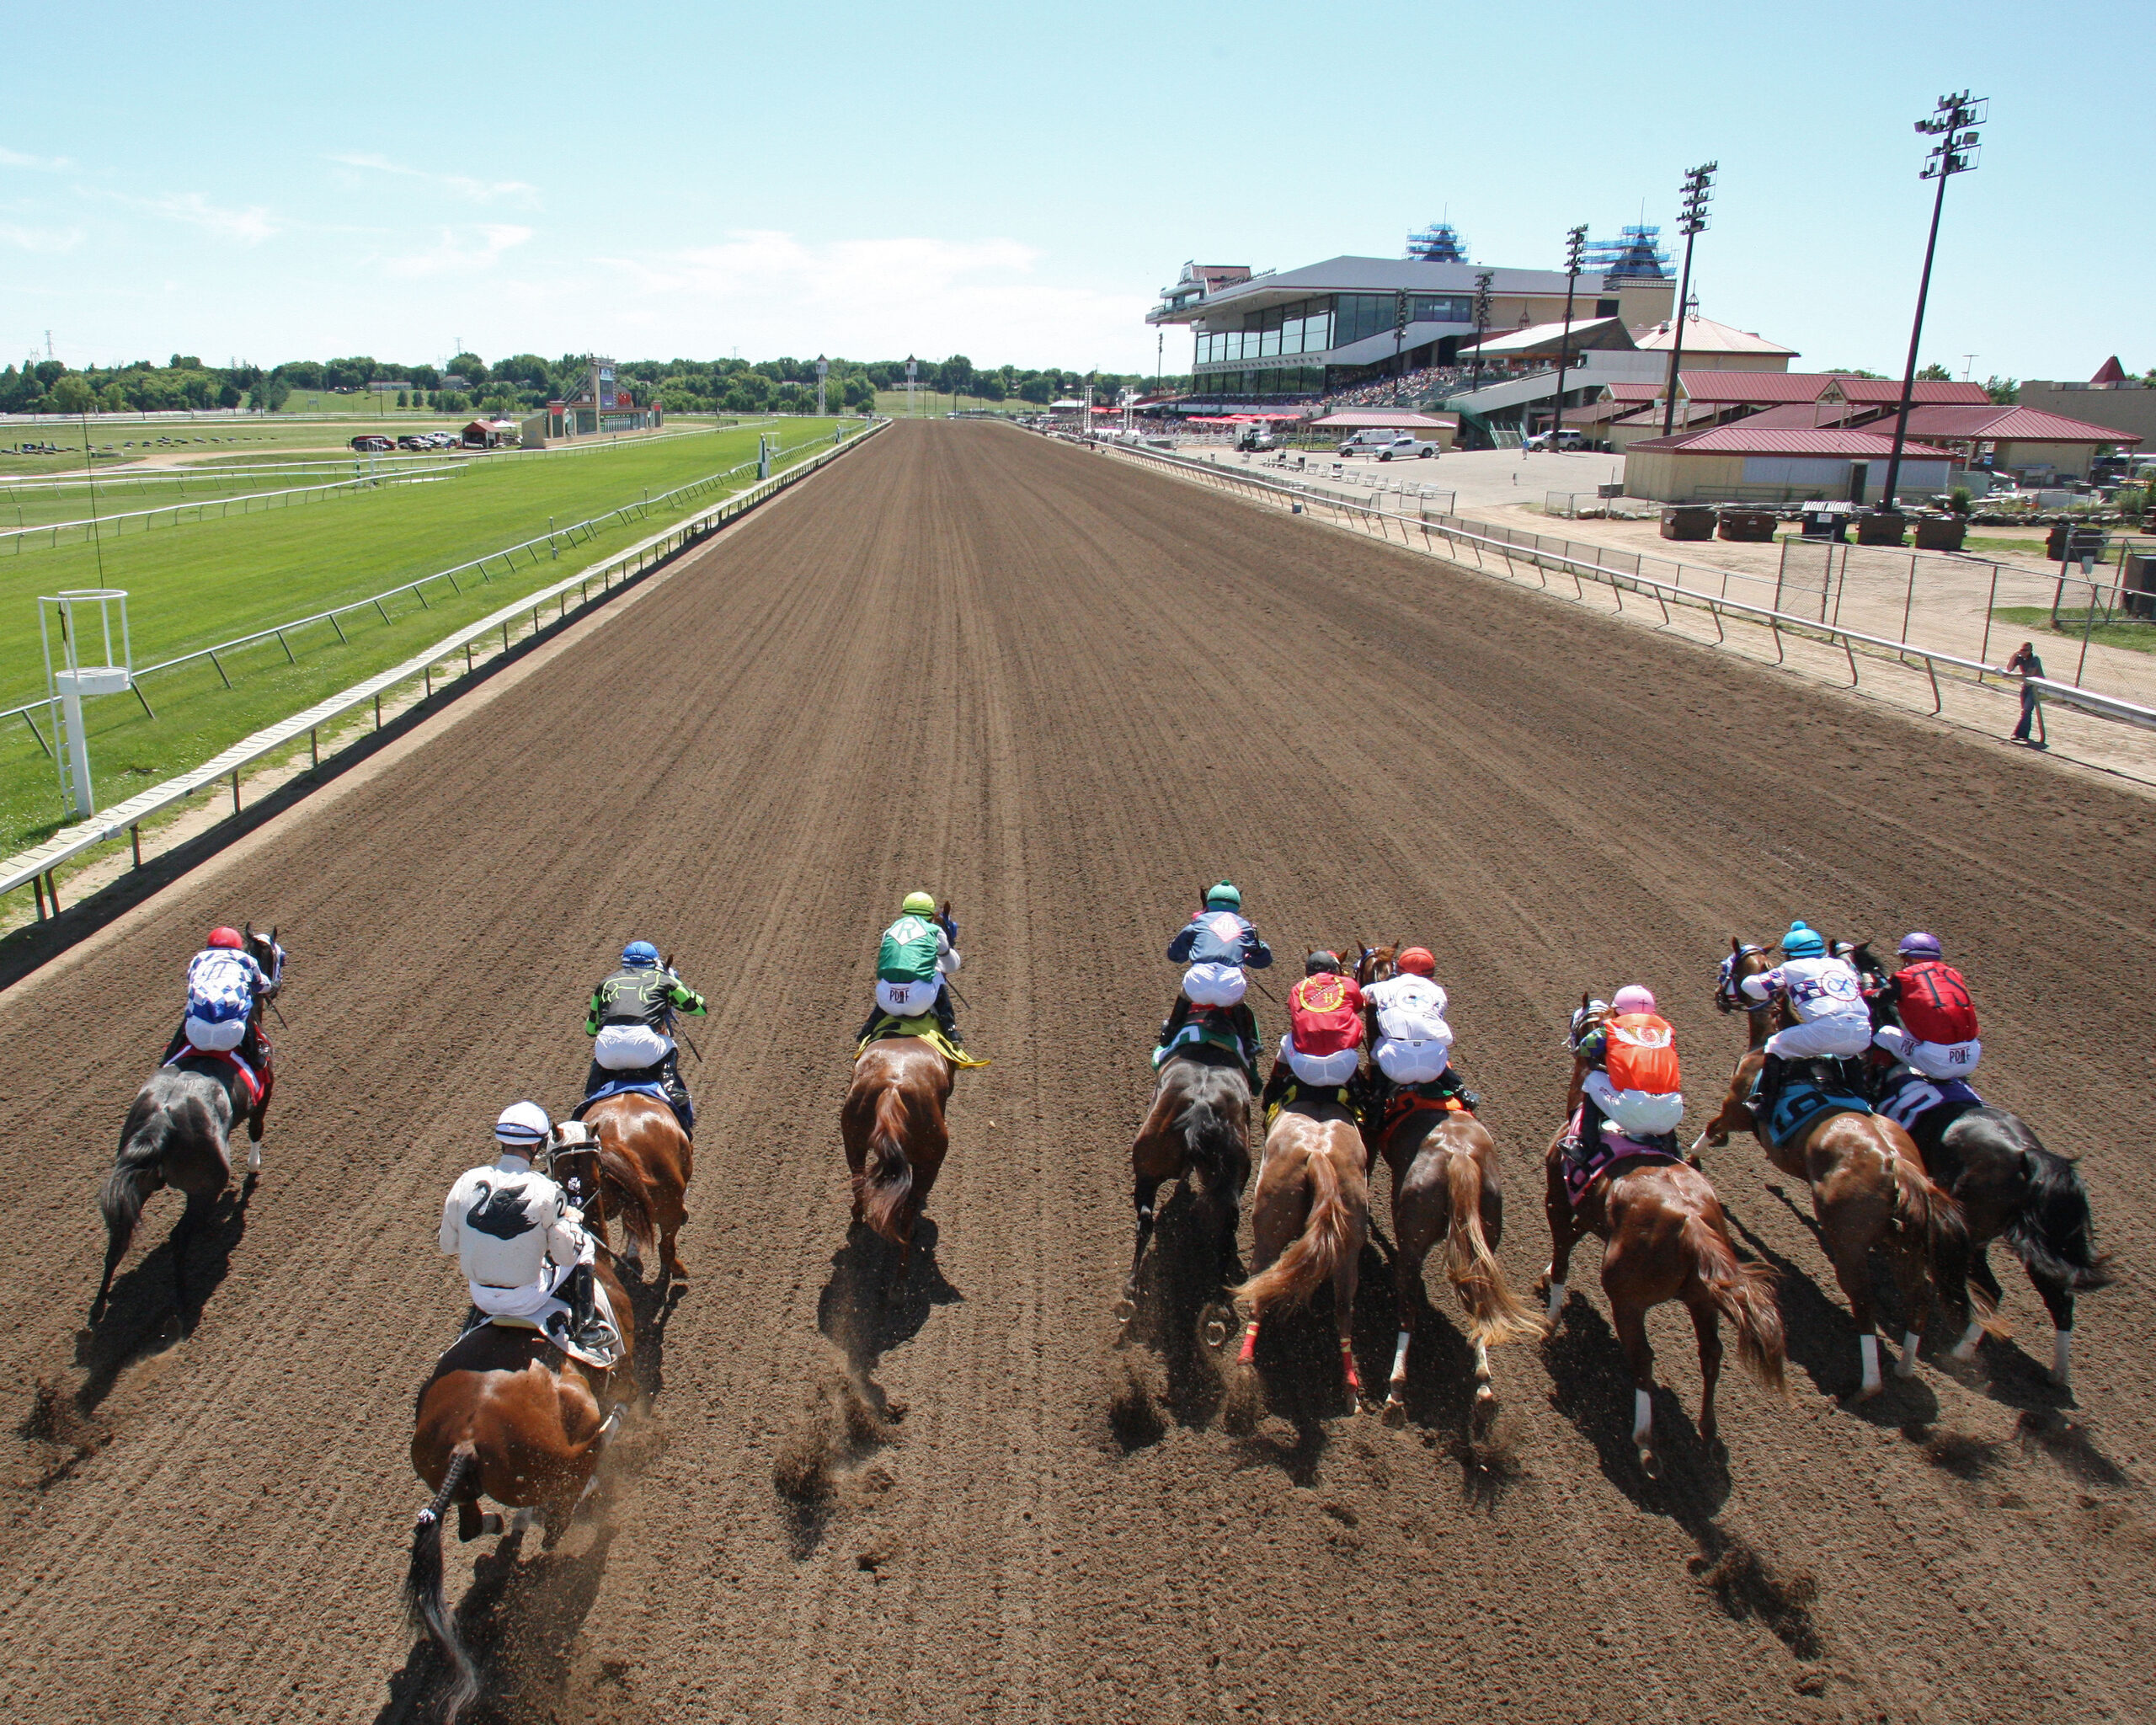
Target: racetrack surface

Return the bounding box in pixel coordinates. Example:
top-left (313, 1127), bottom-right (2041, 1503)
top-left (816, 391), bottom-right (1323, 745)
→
top-left (0, 420), bottom-right (2149, 1723)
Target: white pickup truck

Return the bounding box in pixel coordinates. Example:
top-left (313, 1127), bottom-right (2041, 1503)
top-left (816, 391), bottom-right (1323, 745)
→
top-left (1337, 430), bottom-right (1439, 461)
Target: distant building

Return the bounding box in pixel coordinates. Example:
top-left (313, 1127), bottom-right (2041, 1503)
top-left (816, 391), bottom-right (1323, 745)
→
top-left (1630, 313), bottom-right (1797, 373)
top-left (2020, 360), bottom-right (2156, 449)
top-left (1623, 425), bottom-right (1955, 505)
top-left (1897, 404), bottom-right (2139, 481)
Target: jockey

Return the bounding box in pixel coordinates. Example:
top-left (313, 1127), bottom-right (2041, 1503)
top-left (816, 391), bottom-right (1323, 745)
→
top-left (438, 1102), bottom-right (618, 1360)
top-left (1360, 946), bottom-right (1472, 1112)
top-left (1157, 881), bottom-right (1271, 1078)
top-left (1568, 985), bottom-right (1684, 1163)
top-left (1869, 932), bottom-right (1983, 1081)
top-left (858, 891), bottom-right (966, 1050)
top-left (1260, 953), bottom-right (1365, 1111)
top-left (585, 941), bottom-right (707, 1135)
top-left (160, 925), bottom-right (278, 1141)
top-left (1739, 921), bottom-right (1872, 1113)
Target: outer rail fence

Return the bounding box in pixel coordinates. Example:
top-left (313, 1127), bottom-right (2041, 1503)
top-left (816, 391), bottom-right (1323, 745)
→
top-left (0, 418), bottom-right (888, 916)
top-left (0, 466), bottom-right (462, 553)
top-left (0, 427), bottom-right (851, 760)
top-left (1057, 432), bottom-right (2156, 740)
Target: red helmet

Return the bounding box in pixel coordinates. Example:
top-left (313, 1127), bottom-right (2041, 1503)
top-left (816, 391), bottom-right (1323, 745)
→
top-left (1397, 946), bottom-right (1437, 977)
top-left (206, 927), bottom-right (244, 949)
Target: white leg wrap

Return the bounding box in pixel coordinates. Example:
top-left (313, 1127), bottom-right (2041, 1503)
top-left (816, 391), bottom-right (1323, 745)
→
top-left (1632, 1387), bottom-right (1652, 1445)
top-left (1859, 1333), bottom-right (1881, 1393)
top-left (1545, 1280), bottom-right (1566, 1322)
top-left (1389, 1329), bottom-right (1411, 1384)
top-left (1897, 1329), bottom-right (1921, 1378)
top-left (1951, 1317), bottom-right (1984, 1360)
top-left (2053, 1329), bottom-right (2072, 1386)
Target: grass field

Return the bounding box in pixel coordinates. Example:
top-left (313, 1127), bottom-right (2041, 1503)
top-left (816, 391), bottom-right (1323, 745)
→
top-left (0, 419), bottom-right (845, 852)
top-left (1992, 604), bottom-right (2156, 655)
top-left (871, 389), bottom-right (1038, 419)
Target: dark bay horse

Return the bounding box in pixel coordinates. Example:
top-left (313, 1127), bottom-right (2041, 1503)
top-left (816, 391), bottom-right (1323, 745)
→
top-left (1121, 1041), bottom-right (1251, 1345)
top-left (1697, 937), bottom-right (1972, 1398)
top-left (92, 924), bottom-right (284, 1326)
top-left (1233, 1093), bottom-right (1369, 1406)
top-left (1543, 999), bottom-right (1784, 1474)
top-left (843, 1038), bottom-right (953, 1274)
top-left (407, 1254), bottom-right (637, 1724)
top-left (566, 1095), bottom-right (694, 1283)
top-left (1849, 942), bottom-right (2111, 1389)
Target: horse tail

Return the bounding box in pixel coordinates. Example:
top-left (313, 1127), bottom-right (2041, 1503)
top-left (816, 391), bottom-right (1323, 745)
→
top-left (1234, 1151), bottom-right (1352, 1312)
top-left (96, 1108), bottom-right (173, 1290)
top-left (405, 1445), bottom-right (481, 1723)
top-left (1683, 1213), bottom-right (1785, 1393)
top-left (1181, 1097), bottom-right (1241, 1200)
top-left (858, 1084), bottom-right (915, 1246)
top-left (1440, 1147), bottom-right (1542, 1346)
top-left (595, 1141), bottom-right (657, 1261)
top-left (1892, 1152), bottom-right (1973, 1330)
top-left (2005, 1137), bottom-right (2116, 1295)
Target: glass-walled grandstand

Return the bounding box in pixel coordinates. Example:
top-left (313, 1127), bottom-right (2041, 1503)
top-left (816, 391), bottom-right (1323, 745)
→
top-left (1192, 293), bottom-right (1474, 368)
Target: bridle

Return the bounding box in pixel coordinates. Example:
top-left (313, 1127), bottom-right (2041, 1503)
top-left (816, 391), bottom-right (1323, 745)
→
top-left (1714, 944), bottom-right (1769, 1016)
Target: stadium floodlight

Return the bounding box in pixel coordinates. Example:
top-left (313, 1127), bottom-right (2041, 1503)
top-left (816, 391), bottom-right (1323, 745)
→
top-left (1549, 225), bottom-right (1588, 447)
top-left (1660, 161), bottom-right (1717, 435)
top-left (1469, 271), bottom-right (1494, 397)
top-left (1879, 92), bottom-right (1987, 512)
top-left (816, 354), bottom-right (829, 418)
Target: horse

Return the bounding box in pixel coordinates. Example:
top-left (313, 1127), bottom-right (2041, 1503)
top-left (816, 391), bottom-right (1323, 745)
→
top-left (1353, 944), bottom-right (1541, 1425)
top-left (92, 924), bottom-right (285, 1327)
top-left (1695, 936), bottom-right (1973, 1398)
top-left (843, 1038), bottom-right (953, 1275)
top-left (1542, 996), bottom-right (1784, 1474)
top-left (1848, 941), bottom-right (2111, 1388)
top-left (1120, 1039), bottom-right (1251, 1345)
top-left (1232, 1086), bottom-right (1369, 1407)
top-left (562, 1094), bottom-right (693, 1284)
top-left (406, 1252), bottom-right (638, 1724)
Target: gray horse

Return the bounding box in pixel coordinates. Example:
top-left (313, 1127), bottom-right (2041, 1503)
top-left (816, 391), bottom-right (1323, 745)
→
top-left (92, 926), bottom-right (284, 1327)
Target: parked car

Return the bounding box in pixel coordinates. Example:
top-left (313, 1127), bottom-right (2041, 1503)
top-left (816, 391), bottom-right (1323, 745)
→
top-left (1338, 430), bottom-right (1438, 461)
top-left (349, 435), bottom-right (393, 452)
top-left (396, 434), bottom-right (430, 451)
top-left (1524, 428), bottom-right (1588, 452)
top-left (1234, 425), bottom-right (1277, 452)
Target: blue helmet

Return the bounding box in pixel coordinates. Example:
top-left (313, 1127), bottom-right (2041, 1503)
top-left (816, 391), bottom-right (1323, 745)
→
top-left (1780, 921), bottom-right (1825, 959)
top-left (621, 940), bottom-right (661, 969)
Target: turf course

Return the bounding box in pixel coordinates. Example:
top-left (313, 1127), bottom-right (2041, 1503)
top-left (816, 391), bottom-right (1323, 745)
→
top-left (0, 419), bottom-right (846, 852)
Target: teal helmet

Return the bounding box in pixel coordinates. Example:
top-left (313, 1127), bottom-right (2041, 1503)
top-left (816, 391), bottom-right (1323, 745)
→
top-left (1780, 921), bottom-right (1825, 959)
top-left (1203, 880), bottom-right (1241, 910)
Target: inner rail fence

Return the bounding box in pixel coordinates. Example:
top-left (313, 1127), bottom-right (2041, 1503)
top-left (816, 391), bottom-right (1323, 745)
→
top-left (0, 418), bottom-right (888, 917)
top-left (0, 464), bottom-right (463, 552)
top-left (0, 425), bottom-right (856, 761)
top-left (1059, 432), bottom-right (2156, 739)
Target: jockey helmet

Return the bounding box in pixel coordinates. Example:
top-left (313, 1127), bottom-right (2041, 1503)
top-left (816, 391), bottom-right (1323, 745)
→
top-left (902, 891), bottom-right (937, 916)
top-left (1397, 947), bottom-right (1437, 977)
top-left (1305, 950), bottom-right (1340, 975)
top-left (206, 927), bottom-right (244, 949)
top-left (1780, 921), bottom-right (1825, 958)
top-left (1897, 931), bottom-right (1944, 959)
top-left (494, 1100), bottom-right (552, 1149)
top-left (621, 940), bottom-right (660, 969)
top-left (1203, 881), bottom-right (1241, 910)
top-left (1613, 984), bottom-right (1657, 1014)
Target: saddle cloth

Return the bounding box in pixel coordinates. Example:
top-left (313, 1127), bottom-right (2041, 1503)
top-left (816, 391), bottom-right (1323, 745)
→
top-left (461, 1274), bottom-right (622, 1370)
top-left (1759, 1070), bottom-right (1872, 1154)
top-left (575, 1076), bottom-right (676, 1124)
top-left (1561, 1104), bottom-right (1680, 1209)
top-left (1876, 1071), bottom-right (1983, 1132)
top-left (857, 1013), bottom-right (990, 1069)
top-left (1378, 1080), bottom-right (1476, 1140)
top-left (1155, 1007), bottom-right (1248, 1071)
top-left (164, 1044), bottom-right (263, 1108)
top-left (1263, 1081), bottom-right (1354, 1130)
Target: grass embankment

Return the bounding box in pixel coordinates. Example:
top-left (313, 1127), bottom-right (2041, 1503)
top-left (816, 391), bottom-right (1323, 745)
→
top-left (1990, 606), bottom-right (2156, 656)
top-left (0, 420), bottom-right (844, 851)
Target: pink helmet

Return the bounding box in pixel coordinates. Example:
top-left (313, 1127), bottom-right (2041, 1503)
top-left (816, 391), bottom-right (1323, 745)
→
top-left (1613, 985), bottom-right (1657, 1014)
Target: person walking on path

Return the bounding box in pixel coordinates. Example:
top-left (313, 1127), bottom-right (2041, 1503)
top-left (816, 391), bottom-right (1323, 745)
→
top-left (2003, 641), bottom-right (2047, 749)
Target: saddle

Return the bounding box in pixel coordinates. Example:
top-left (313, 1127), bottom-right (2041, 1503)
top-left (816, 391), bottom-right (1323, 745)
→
top-left (575, 1076), bottom-right (679, 1124)
top-left (857, 1013), bottom-right (990, 1068)
top-left (456, 1274), bottom-right (622, 1370)
top-left (1559, 1104), bottom-right (1681, 1210)
top-left (164, 1044), bottom-right (263, 1109)
top-left (1756, 1059), bottom-right (1873, 1154)
top-left (1875, 1070), bottom-right (1983, 1163)
top-left (1376, 1076), bottom-right (1477, 1140)
top-left (1155, 1004), bottom-right (1249, 1067)
top-left (1263, 1081), bottom-right (1355, 1130)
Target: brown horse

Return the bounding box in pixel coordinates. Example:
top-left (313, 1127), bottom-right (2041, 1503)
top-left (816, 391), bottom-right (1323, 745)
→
top-left (1696, 937), bottom-right (1973, 1398)
top-left (93, 923), bottom-right (285, 1327)
top-left (563, 1094), bottom-right (694, 1282)
top-left (1542, 998), bottom-right (1784, 1474)
top-left (1121, 1041), bottom-right (1252, 1345)
top-left (406, 1253), bottom-right (637, 1722)
top-left (843, 1038), bottom-right (953, 1273)
top-left (1233, 1092), bottom-right (1369, 1406)
top-left (1353, 945), bottom-right (1540, 1424)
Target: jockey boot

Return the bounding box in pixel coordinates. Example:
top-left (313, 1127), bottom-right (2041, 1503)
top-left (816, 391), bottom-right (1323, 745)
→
top-left (1259, 1059), bottom-right (1291, 1114)
top-left (932, 988), bottom-right (966, 1052)
top-left (557, 1262), bottom-right (619, 1359)
top-left (1753, 1053), bottom-right (1787, 1117)
top-left (658, 1050), bottom-right (696, 1138)
top-left (1157, 995), bottom-right (1193, 1050)
top-left (1435, 1065), bottom-right (1481, 1112)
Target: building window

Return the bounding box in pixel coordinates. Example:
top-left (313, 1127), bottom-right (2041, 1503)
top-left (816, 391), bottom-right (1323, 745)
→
top-left (1595, 298), bottom-right (1619, 317)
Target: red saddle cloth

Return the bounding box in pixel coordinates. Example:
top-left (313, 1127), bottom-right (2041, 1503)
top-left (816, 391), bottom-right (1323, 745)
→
top-left (165, 1044), bottom-right (264, 1109)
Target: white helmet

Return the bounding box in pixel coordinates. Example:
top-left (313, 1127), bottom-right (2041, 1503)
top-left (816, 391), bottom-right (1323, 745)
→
top-left (494, 1100), bottom-right (552, 1149)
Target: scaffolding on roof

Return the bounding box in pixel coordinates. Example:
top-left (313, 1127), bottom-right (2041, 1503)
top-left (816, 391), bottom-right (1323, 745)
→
top-left (1585, 225), bottom-right (1670, 280)
top-left (1406, 221), bottom-right (1468, 263)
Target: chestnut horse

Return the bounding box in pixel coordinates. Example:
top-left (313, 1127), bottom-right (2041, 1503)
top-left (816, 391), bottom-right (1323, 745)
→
top-left (407, 1252), bottom-right (637, 1722)
top-left (1542, 998), bottom-right (1784, 1474)
top-left (843, 1039), bottom-right (953, 1273)
top-left (1233, 1091), bottom-right (1369, 1406)
top-left (1696, 938), bottom-right (1972, 1398)
top-left (1354, 945), bottom-right (1540, 1425)
top-left (93, 924), bottom-right (285, 1327)
top-left (563, 1095), bottom-right (693, 1282)
top-left (1122, 1041), bottom-right (1251, 1345)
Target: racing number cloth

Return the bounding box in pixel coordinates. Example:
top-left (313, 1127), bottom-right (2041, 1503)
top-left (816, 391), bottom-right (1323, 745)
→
top-left (1288, 973), bottom-right (1364, 1056)
top-left (1893, 962), bottom-right (1979, 1045)
top-left (1604, 1012), bottom-right (1680, 1094)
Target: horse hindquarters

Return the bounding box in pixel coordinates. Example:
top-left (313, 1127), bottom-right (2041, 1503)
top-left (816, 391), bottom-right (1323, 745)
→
top-left (406, 1447), bottom-right (481, 1722)
top-left (854, 1084), bottom-right (915, 1247)
top-left (1440, 1140), bottom-right (1540, 1347)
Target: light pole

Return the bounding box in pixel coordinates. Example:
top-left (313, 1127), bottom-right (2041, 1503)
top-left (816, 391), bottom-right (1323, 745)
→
top-left (1391, 289), bottom-right (1409, 404)
top-left (1660, 161), bottom-right (1716, 436)
top-left (815, 354), bottom-right (828, 417)
top-left (1880, 91), bottom-right (1986, 513)
top-left (1549, 225), bottom-right (1588, 447)
top-left (1468, 270), bottom-right (1493, 396)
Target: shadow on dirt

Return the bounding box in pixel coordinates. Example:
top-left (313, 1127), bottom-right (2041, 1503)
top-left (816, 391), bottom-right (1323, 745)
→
top-left (1110, 1184), bottom-right (1244, 1444)
top-left (815, 1216), bottom-right (960, 1382)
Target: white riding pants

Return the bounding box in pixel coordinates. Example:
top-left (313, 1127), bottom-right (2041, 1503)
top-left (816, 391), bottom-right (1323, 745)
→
top-left (1374, 1033), bottom-right (1453, 1084)
top-left (876, 975), bottom-right (945, 1017)
top-left (184, 1014), bottom-right (248, 1053)
top-left (1279, 1036), bottom-right (1361, 1087)
top-left (1764, 1016), bottom-right (1874, 1061)
top-left (467, 1231), bottom-right (592, 1319)
top-left (594, 1023), bottom-right (674, 1071)
top-left (1873, 1024), bottom-right (1981, 1080)
top-left (1182, 962), bottom-right (1247, 1007)
top-left (1583, 1071), bottom-right (1686, 1137)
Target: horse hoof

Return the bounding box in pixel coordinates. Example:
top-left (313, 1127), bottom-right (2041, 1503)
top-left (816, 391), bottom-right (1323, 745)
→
top-left (1637, 1445), bottom-right (1660, 1481)
top-left (1849, 1381), bottom-right (1885, 1405)
top-left (1381, 1397), bottom-right (1406, 1429)
top-left (1113, 1295), bottom-right (1136, 1324)
top-left (1202, 1315), bottom-right (1228, 1349)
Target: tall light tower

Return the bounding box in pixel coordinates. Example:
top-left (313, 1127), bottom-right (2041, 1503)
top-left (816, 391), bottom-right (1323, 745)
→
top-left (1548, 224), bottom-right (1588, 447)
top-left (1659, 161), bottom-right (1717, 436)
top-left (905, 354), bottom-right (917, 418)
top-left (815, 354), bottom-right (828, 417)
top-left (1390, 288), bottom-right (1410, 404)
top-left (1468, 270), bottom-right (1493, 396)
top-left (1880, 91), bottom-right (1986, 513)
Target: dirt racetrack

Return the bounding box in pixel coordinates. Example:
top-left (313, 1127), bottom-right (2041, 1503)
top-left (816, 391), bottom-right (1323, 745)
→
top-left (0, 420), bottom-right (2150, 1724)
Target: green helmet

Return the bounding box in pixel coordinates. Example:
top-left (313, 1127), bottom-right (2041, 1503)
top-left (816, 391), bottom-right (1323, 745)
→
top-left (1203, 880), bottom-right (1241, 910)
top-left (901, 890), bottom-right (937, 916)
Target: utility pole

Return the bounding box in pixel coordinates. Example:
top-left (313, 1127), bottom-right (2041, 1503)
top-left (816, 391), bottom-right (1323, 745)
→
top-left (1881, 91), bottom-right (1986, 513)
top-left (815, 354), bottom-right (828, 417)
top-left (1155, 328), bottom-right (1164, 398)
top-left (1550, 225), bottom-right (1588, 448)
top-left (1660, 161), bottom-right (1716, 436)
top-left (1468, 271), bottom-right (1493, 396)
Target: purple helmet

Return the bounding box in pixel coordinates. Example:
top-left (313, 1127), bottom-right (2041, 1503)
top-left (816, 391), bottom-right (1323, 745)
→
top-left (1897, 931), bottom-right (1943, 959)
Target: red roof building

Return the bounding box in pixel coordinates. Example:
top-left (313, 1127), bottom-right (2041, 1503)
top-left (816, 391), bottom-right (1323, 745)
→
top-left (1621, 425), bottom-right (1955, 505)
top-left (1897, 403), bottom-right (2138, 478)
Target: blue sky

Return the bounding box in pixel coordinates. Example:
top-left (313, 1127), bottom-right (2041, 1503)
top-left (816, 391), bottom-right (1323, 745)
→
top-left (3, 3), bottom-right (2145, 381)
